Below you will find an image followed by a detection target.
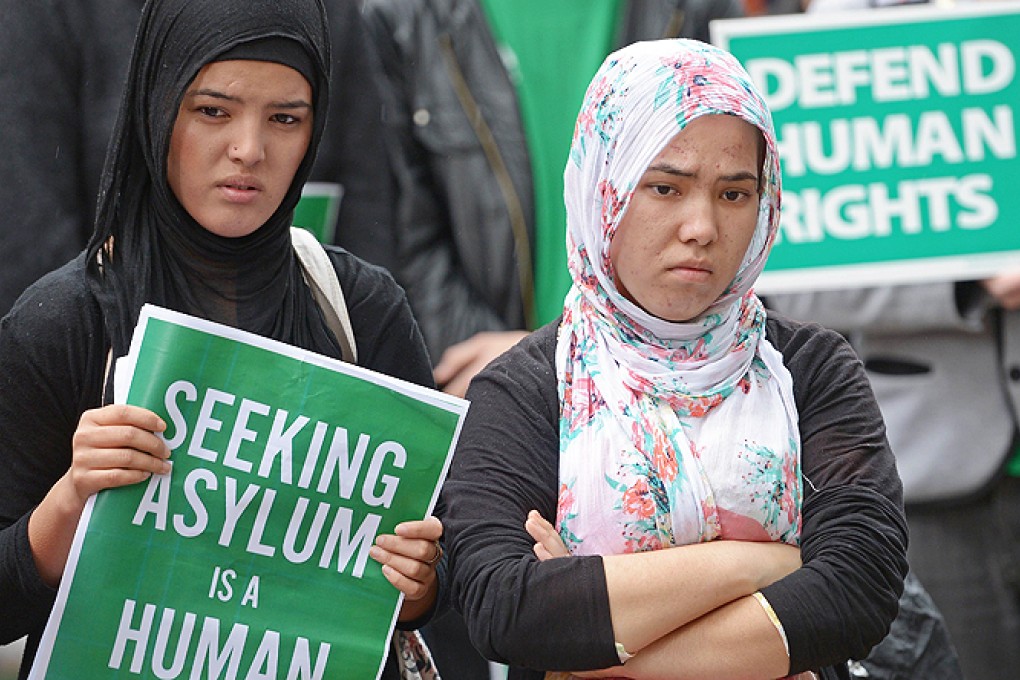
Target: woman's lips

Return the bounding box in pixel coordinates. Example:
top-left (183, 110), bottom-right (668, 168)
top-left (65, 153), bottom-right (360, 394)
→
top-left (668, 261), bottom-right (712, 283)
top-left (217, 177), bottom-right (263, 203)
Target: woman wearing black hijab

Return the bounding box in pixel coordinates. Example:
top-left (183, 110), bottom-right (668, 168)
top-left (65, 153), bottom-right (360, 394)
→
top-left (0, 0), bottom-right (441, 677)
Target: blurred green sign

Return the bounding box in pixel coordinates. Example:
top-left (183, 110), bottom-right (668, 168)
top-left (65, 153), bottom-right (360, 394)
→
top-left (294, 182), bottom-right (343, 244)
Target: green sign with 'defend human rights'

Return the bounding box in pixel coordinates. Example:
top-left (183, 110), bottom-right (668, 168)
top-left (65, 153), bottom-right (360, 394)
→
top-left (29, 305), bottom-right (466, 680)
top-left (713, 3), bottom-right (1020, 292)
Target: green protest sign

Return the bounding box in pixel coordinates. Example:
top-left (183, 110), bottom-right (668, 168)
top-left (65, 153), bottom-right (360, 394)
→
top-left (713, 3), bottom-right (1020, 292)
top-left (293, 183), bottom-right (343, 244)
top-left (30, 305), bottom-right (465, 680)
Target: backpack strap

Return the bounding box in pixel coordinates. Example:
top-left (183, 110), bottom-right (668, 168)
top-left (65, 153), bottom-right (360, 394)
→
top-left (290, 227), bottom-right (358, 364)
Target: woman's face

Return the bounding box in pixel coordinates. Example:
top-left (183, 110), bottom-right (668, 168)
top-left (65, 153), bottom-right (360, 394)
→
top-left (167, 60), bottom-right (313, 238)
top-left (610, 114), bottom-right (763, 323)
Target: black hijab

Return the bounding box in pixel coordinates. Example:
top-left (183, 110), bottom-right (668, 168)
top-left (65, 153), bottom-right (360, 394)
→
top-left (86, 0), bottom-right (337, 361)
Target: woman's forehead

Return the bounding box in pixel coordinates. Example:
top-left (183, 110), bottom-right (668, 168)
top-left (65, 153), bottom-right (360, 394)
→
top-left (656, 115), bottom-right (760, 151)
top-left (190, 60), bottom-right (311, 89)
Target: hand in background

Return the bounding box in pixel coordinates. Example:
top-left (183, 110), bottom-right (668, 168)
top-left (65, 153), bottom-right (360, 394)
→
top-left (982, 271), bottom-right (1020, 310)
top-left (434, 330), bottom-right (529, 398)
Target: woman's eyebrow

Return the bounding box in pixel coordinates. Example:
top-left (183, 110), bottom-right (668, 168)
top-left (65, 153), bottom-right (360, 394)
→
top-left (185, 88), bottom-right (311, 109)
top-left (186, 88), bottom-right (235, 101)
top-left (720, 171), bottom-right (759, 183)
top-left (274, 100), bottom-right (313, 110)
top-left (646, 162), bottom-right (693, 178)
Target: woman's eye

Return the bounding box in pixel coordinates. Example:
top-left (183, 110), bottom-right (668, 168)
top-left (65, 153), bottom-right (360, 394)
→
top-left (272, 113), bottom-right (300, 125)
top-left (722, 189), bottom-right (747, 202)
top-left (197, 106), bottom-right (224, 118)
top-left (652, 185), bottom-right (674, 196)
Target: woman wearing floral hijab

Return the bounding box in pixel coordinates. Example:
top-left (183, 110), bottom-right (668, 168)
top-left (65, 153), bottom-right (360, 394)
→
top-left (0, 0), bottom-right (441, 677)
top-left (441, 39), bottom-right (907, 679)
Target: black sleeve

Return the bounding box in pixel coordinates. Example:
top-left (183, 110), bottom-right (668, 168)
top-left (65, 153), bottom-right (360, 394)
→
top-left (760, 316), bottom-right (909, 674)
top-left (441, 324), bottom-right (619, 671)
top-left (0, 261), bottom-right (107, 645)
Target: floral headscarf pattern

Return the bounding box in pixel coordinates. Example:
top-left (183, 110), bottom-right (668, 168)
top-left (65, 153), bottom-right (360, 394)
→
top-left (555, 39), bottom-right (801, 555)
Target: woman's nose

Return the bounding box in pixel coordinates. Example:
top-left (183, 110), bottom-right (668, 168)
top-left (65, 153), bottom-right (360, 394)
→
top-left (677, 195), bottom-right (718, 246)
top-left (227, 121), bottom-right (266, 167)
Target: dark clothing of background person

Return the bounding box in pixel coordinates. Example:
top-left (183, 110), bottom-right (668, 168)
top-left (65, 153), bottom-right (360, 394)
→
top-left (443, 315), bottom-right (908, 679)
top-left (855, 571), bottom-right (963, 680)
top-left (360, 0), bottom-right (746, 361)
top-left (0, 250), bottom-right (433, 679)
top-left (0, 0), bottom-right (395, 317)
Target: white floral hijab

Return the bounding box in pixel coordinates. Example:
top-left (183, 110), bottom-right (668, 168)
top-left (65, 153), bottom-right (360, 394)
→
top-left (555, 39), bottom-right (801, 555)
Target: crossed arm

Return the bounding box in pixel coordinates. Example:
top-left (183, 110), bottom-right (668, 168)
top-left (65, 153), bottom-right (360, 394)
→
top-left (526, 511), bottom-right (800, 679)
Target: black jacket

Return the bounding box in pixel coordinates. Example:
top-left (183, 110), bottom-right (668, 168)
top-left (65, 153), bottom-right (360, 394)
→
top-left (361, 0), bottom-right (746, 359)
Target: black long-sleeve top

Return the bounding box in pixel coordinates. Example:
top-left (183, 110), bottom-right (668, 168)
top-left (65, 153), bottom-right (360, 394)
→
top-left (442, 313), bottom-right (909, 679)
top-left (0, 248), bottom-right (434, 678)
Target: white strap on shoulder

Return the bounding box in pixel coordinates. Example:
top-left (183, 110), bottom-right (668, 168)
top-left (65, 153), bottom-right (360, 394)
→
top-left (290, 227), bottom-right (358, 363)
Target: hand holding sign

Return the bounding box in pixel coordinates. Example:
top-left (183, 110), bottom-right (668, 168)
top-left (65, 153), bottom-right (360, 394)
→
top-left (70, 405), bottom-right (172, 503)
top-left (370, 516), bottom-right (443, 622)
top-left (30, 306), bottom-right (466, 680)
top-left (28, 405), bottom-right (172, 588)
